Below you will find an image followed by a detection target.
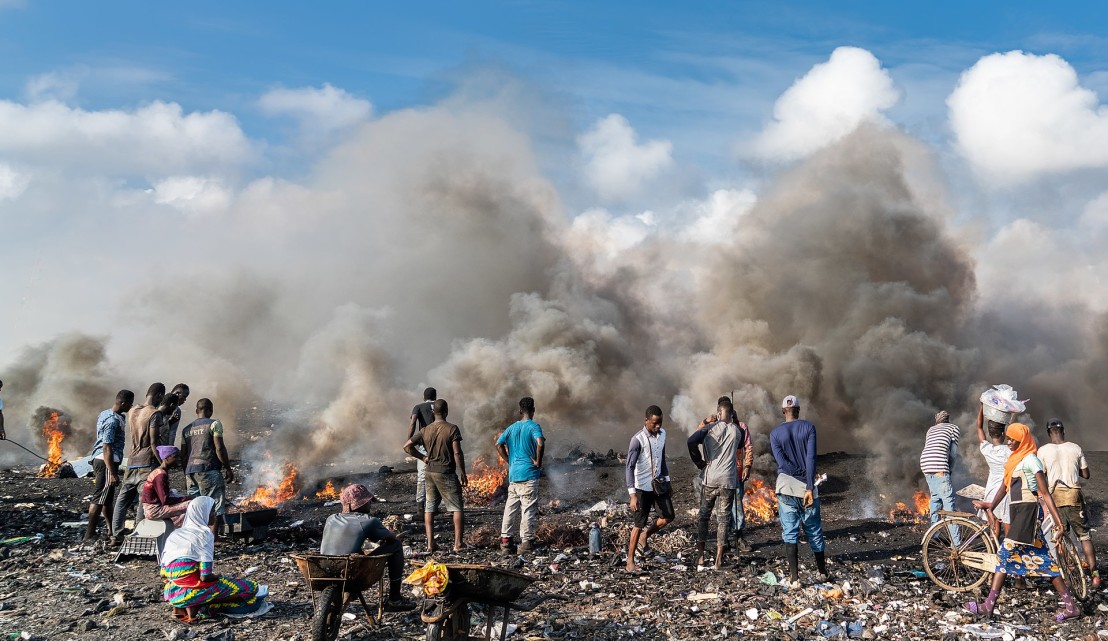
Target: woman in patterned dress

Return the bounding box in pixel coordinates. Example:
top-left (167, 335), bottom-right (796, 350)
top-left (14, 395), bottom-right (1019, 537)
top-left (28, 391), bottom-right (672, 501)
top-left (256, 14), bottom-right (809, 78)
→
top-left (160, 496), bottom-right (269, 621)
top-left (970, 422), bottom-right (1080, 621)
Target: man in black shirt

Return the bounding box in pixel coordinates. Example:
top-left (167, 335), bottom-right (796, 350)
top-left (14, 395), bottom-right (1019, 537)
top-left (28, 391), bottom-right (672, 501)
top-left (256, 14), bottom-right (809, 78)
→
top-left (408, 387), bottom-right (437, 512)
top-left (320, 484), bottom-right (414, 611)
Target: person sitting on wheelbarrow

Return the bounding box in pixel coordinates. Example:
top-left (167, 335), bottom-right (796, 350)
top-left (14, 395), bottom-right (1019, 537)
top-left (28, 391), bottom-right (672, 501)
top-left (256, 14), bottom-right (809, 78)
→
top-left (321, 483), bottom-right (416, 611)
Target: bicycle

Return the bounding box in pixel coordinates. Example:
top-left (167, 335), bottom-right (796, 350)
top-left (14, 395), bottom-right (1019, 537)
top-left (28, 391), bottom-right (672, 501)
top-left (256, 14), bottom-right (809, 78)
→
top-left (920, 510), bottom-right (1088, 599)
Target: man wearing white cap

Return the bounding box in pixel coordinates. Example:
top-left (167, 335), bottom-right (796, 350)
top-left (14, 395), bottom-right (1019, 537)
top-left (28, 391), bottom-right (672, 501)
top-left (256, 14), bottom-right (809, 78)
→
top-left (770, 395), bottom-right (829, 587)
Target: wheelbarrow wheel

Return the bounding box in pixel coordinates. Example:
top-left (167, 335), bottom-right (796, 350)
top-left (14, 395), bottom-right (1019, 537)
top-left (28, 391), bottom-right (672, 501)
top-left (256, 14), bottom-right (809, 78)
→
top-left (312, 584), bottom-right (344, 641)
top-left (425, 622), bottom-right (444, 641)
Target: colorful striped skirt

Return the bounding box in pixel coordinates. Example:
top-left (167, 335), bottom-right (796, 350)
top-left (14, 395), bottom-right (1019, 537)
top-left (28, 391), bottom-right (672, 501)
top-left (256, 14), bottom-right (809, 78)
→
top-left (162, 558), bottom-right (265, 614)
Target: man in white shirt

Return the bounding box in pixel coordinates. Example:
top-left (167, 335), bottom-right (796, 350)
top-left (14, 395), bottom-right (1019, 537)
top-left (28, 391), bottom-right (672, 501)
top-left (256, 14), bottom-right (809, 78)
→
top-left (1039, 419), bottom-right (1098, 588)
top-left (624, 405), bottom-right (673, 573)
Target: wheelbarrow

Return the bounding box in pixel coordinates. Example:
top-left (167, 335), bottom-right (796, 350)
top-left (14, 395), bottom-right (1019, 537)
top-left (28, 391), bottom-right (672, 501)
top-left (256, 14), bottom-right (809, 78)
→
top-left (291, 553), bottom-right (388, 641)
top-left (420, 563), bottom-right (565, 641)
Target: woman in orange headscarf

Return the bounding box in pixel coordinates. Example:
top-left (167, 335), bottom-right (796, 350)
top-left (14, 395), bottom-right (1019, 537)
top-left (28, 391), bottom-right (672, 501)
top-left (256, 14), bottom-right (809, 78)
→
top-left (971, 420), bottom-right (1079, 620)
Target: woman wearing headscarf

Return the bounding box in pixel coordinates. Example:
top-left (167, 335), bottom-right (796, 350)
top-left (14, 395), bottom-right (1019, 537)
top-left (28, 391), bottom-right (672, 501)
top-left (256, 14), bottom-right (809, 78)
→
top-left (141, 446), bottom-right (191, 527)
top-left (160, 497), bottom-right (269, 622)
top-left (970, 422), bottom-right (1080, 621)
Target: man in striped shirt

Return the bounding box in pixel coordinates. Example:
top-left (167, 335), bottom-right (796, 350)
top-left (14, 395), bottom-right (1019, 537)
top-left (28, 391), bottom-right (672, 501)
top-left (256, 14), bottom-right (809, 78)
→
top-left (920, 410), bottom-right (960, 542)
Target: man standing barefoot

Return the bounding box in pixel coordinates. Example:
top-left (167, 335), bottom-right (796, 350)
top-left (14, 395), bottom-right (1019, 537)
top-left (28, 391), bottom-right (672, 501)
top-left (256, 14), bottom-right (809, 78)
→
top-left (404, 399), bottom-right (469, 553)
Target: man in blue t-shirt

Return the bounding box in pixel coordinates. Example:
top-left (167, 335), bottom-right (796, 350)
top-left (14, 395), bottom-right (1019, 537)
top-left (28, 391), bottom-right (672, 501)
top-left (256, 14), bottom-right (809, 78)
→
top-left (496, 396), bottom-right (546, 554)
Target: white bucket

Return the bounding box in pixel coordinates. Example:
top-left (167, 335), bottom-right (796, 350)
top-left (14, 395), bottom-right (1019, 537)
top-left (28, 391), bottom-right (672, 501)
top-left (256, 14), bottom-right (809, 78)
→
top-left (982, 403), bottom-right (1019, 425)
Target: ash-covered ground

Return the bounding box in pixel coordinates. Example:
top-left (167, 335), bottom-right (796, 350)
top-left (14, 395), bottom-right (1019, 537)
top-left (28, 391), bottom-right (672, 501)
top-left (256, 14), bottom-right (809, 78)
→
top-left (1, 451), bottom-right (1106, 641)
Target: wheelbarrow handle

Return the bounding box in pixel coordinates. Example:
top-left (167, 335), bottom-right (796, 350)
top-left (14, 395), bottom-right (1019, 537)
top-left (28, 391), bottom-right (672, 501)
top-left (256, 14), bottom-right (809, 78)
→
top-left (508, 593), bottom-right (570, 612)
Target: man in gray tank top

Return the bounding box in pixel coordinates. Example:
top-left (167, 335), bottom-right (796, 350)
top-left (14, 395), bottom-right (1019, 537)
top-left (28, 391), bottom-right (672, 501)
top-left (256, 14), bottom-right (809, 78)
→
top-left (180, 398), bottom-right (233, 532)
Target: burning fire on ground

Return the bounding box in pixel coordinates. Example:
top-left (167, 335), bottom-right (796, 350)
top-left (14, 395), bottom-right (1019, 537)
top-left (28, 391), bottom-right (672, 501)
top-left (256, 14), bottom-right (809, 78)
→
top-left (743, 478), bottom-right (778, 524)
top-left (887, 490), bottom-right (930, 524)
top-left (242, 461), bottom-right (301, 508)
top-left (36, 410), bottom-right (69, 478)
top-left (315, 480), bottom-right (341, 501)
top-left (463, 456), bottom-right (507, 506)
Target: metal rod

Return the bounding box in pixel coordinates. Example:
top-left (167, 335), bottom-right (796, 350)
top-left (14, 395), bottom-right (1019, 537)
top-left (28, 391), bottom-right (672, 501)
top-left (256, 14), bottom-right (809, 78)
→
top-left (1, 438), bottom-right (49, 462)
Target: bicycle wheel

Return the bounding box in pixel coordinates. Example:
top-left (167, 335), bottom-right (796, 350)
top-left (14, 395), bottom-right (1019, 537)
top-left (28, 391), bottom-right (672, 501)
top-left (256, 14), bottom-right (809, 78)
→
top-left (921, 517), bottom-right (997, 592)
top-left (1057, 534), bottom-right (1089, 600)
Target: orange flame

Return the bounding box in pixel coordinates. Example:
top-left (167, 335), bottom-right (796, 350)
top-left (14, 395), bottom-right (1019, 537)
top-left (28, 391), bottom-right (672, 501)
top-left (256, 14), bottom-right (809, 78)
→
top-left (315, 480), bottom-right (340, 501)
top-left (244, 462), bottom-right (301, 508)
top-left (888, 490), bottom-right (930, 523)
top-left (743, 478), bottom-right (778, 524)
top-left (36, 412), bottom-right (65, 478)
top-left (462, 457), bottom-right (507, 505)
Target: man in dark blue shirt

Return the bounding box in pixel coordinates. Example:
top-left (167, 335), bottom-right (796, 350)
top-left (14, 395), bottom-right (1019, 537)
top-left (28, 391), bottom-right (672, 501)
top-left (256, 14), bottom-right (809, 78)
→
top-left (769, 395), bottom-right (828, 588)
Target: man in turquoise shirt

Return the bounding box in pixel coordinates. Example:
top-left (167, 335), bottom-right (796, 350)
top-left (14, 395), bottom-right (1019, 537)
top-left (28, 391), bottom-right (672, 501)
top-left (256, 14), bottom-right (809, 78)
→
top-left (497, 397), bottom-right (546, 554)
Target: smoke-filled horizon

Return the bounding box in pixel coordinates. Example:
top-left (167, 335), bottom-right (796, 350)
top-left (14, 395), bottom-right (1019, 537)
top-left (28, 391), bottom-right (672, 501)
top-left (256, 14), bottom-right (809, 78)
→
top-left (2, 109), bottom-right (1105, 503)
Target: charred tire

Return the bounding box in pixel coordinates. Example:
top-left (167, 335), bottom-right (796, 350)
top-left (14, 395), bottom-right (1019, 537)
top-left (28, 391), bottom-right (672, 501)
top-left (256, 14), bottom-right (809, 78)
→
top-left (921, 516), bottom-right (996, 592)
top-left (312, 585), bottom-right (344, 641)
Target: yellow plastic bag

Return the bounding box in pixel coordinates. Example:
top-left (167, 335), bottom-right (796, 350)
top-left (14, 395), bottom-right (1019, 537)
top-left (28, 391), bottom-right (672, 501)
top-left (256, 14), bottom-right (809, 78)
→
top-left (404, 560), bottom-right (449, 596)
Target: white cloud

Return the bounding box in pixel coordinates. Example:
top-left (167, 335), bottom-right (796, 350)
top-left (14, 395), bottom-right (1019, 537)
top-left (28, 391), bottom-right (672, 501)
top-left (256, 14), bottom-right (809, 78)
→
top-left (753, 47), bottom-right (899, 161)
top-left (0, 99), bottom-right (253, 175)
top-left (679, 188), bottom-right (758, 244)
top-left (948, 51), bottom-right (1108, 185)
top-left (0, 164), bottom-right (30, 201)
top-left (578, 114), bottom-right (673, 201)
top-left (258, 83), bottom-right (372, 136)
top-left (151, 176), bottom-right (233, 215)
top-left (24, 65), bottom-right (171, 103)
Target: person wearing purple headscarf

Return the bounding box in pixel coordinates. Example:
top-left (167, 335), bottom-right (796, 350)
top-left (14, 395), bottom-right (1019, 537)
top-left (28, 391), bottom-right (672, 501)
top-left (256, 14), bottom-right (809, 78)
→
top-left (141, 446), bottom-right (191, 527)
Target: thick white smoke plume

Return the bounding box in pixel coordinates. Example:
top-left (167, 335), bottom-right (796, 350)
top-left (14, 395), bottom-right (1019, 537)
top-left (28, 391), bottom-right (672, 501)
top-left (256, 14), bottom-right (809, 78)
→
top-left (2, 76), bottom-right (1106, 506)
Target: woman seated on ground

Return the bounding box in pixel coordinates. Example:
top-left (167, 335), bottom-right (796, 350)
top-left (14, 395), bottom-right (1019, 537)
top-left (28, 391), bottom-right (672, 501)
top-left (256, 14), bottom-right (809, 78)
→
top-left (970, 422), bottom-right (1080, 621)
top-left (160, 496), bottom-right (270, 622)
top-left (141, 446), bottom-right (191, 527)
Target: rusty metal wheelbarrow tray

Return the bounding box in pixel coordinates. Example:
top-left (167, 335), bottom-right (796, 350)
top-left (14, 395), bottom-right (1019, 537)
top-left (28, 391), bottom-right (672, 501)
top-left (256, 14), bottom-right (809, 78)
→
top-left (291, 553), bottom-right (389, 629)
top-left (443, 564), bottom-right (535, 604)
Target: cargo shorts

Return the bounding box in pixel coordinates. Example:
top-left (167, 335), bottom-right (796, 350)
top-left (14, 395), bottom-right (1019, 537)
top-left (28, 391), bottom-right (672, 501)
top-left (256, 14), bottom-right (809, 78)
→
top-left (425, 471), bottom-right (464, 513)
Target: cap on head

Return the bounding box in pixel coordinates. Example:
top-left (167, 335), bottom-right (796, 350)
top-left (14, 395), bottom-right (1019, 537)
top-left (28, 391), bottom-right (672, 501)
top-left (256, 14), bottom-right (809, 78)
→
top-left (935, 410), bottom-right (951, 425)
top-left (781, 395), bottom-right (799, 409)
top-left (340, 483), bottom-right (375, 513)
top-left (156, 445), bottom-right (179, 460)
top-left (1047, 418), bottom-right (1065, 431)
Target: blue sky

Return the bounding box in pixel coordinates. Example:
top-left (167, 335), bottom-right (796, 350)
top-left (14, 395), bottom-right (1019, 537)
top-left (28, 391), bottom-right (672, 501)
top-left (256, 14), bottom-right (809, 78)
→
top-left (5, 0), bottom-right (1108, 174)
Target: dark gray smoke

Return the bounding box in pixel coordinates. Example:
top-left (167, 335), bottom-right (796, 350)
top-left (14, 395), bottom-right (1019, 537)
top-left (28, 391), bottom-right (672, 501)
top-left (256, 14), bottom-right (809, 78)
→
top-left (0, 333), bottom-right (117, 463)
top-left (3, 108), bottom-right (1105, 509)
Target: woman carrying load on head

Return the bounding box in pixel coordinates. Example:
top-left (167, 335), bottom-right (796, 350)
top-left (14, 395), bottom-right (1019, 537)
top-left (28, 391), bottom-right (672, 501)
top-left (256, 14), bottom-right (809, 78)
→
top-left (969, 422), bottom-right (1080, 621)
top-left (160, 496), bottom-right (270, 622)
top-left (974, 405), bottom-right (1010, 538)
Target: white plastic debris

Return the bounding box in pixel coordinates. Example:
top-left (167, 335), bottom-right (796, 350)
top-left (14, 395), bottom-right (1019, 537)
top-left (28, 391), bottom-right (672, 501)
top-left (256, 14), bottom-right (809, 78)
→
top-left (785, 608), bottom-right (814, 626)
top-left (243, 566), bottom-right (260, 575)
top-left (745, 608), bottom-right (759, 621)
top-left (342, 613), bottom-right (356, 621)
top-left (288, 520), bottom-right (304, 528)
